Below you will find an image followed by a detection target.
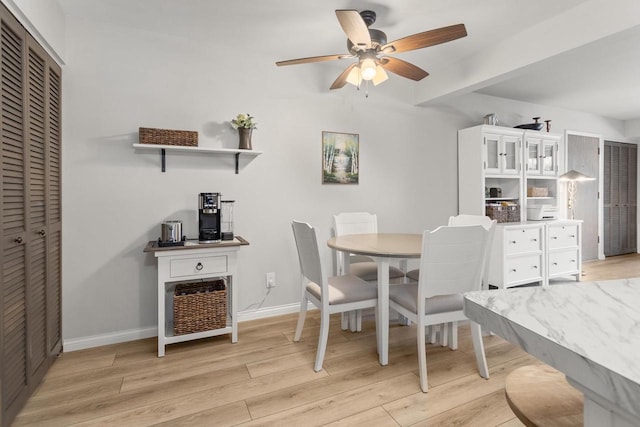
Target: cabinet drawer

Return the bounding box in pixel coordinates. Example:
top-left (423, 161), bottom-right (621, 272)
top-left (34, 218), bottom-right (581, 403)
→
top-left (549, 250), bottom-right (579, 276)
top-left (548, 225), bottom-right (579, 249)
top-left (170, 255), bottom-right (228, 278)
top-left (505, 227), bottom-right (542, 255)
top-left (506, 254), bottom-right (542, 284)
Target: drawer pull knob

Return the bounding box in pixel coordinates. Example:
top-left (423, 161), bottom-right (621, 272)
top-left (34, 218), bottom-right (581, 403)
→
top-left (551, 236), bottom-right (558, 239)
top-left (510, 240), bottom-right (516, 244)
top-left (196, 262), bottom-right (203, 271)
top-left (14, 236), bottom-right (22, 244)
top-left (569, 234), bottom-right (576, 238)
top-left (531, 238), bottom-right (537, 242)
top-left (553, 262), bottom-right (558, 266)
top-left (571, 260), bottom-right (576, 263)
top-left (532, 265), bottom-right (538, 269)
top-left (511, 269), bottom-right (517, 272)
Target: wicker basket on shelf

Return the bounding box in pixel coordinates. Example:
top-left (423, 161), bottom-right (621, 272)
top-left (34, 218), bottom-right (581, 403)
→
top-left (139, 127), bottom-right (198, 147)
top-left (486, 204), bottom-right (520, 223)
top-left (173, 279), bottom-right (227, 335)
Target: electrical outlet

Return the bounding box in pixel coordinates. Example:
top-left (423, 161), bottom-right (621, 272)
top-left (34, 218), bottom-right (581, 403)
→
top-left (266, 272), bottom-right (276, 288)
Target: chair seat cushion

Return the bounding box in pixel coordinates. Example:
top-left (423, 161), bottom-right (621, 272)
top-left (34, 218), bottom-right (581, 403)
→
top-left (389, 284), bottom-right (463, 315)
top-left (406, 269), bottom-right (419, 281)
top-left (306, 274), bottom-right (377, 305)
top-left (350, 262), bottom-right (405, 282)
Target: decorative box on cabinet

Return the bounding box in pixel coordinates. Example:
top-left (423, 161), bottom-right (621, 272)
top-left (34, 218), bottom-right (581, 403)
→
top-left (488, 223), bottom-right (545, 289)
top-left (547, 220), bottom-right (582, 282)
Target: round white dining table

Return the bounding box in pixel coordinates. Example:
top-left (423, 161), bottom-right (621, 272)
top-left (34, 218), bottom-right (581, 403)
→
top-left (327, 233), bottom-right (422, 365)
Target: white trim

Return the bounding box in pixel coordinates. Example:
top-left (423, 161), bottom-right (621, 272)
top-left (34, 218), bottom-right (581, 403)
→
top-left (62, 301), bottom-right (315, 352)
top-left (0, 0), bottom-right (65, 66)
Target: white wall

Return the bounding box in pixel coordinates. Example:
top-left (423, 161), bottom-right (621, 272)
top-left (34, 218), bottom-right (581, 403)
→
top-left (41, 8), bottom-right (628, 348)
top-left (2, 0), bottom-right (65, 63)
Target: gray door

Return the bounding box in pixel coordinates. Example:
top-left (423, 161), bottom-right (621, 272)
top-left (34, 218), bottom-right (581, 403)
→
top-left (604, 141), bottom-right (637, 256)
top-left (567, 133), bottom-right (600, 261)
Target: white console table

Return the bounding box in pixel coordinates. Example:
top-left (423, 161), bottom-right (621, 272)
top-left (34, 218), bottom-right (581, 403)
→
top-left (144, 237), bottom-right (249, 357)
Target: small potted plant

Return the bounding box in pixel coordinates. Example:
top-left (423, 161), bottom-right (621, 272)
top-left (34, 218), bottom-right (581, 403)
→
top-left (231, 113), bottom-right (257, 150)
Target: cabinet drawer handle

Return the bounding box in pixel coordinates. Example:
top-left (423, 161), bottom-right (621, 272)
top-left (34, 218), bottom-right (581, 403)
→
top-left (531, 238), bottom-right (537, 242)
top-left (571, 260), bottom-right (576, 263)
top-left (14, 236), bottom-right (23, 244)
top-left (569, 234), bottom-right (576, 238)
top-left (532, 265), bottom-right (538, 269)
top-left (511, 269), bottom-right (517, 272)
top-left (195, 262), bottom-right (203, 271)
top-left (510, 240), bottom-right (517, 244)
top-left (39, 229), bottom-right (46, 236)
top-left (551, 236), bottom-right (558, 239)
top-left (553, 262), bottom-right (558, 266)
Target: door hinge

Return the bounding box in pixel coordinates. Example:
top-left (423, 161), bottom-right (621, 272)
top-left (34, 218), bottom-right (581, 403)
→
top-left (598, 147), bottom-right (601, 155)
top-left (598, 235), bottom-right (600, 243)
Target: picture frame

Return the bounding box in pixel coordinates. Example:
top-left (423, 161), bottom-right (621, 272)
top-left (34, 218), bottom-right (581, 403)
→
top-left (322, 131), bottom-right (359, 184)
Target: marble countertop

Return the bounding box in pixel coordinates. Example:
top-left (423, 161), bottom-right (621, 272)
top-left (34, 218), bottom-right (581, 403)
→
top-left (464, 279), bottom-right (640, 419)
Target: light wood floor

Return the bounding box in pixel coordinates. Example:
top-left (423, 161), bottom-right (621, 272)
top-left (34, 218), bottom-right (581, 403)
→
top-left (14, 254), bottom-right (639, 427)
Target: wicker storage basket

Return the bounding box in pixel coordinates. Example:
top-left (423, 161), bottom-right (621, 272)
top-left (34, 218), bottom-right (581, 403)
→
top-left (173, 279), bottom-right (227, 335)
top-left (139, 127), bottom-right (198, 147)
top-left (486, 204), bottom-right (520, 223)
top-left (527, 187), bottom-right (549, 197)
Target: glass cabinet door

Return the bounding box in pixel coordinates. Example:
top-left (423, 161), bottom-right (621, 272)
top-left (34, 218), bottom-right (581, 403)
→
top-left (502, 136), bottom-right (520, 174)
top-left (542, 141), bottom-right (557, 175)
top-left (484, 135), bottom-right (500, 173)
top-left (528, 142), bottom-right (540, 174)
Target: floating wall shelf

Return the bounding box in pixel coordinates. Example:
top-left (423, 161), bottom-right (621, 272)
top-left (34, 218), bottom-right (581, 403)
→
top-left (133, 144), bottom-right (263, 174)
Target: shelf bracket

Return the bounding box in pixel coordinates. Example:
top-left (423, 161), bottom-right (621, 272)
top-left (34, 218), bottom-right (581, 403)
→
top-left (161, 148), bottom-right (166, 173)
top-left (235, 153), bottom-right (240, 174)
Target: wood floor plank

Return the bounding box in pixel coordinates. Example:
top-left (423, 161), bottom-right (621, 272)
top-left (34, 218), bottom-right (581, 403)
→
top-left (383, 355), bottom-right (542, 426)
top-left (148, 400), bottom-right (251, 427)
top-left (322, 406), bottom-right (401, 427)
top-left (418, 389), bottom-right (521, 426)
top-left (241, 373), bottom-right (420, 426)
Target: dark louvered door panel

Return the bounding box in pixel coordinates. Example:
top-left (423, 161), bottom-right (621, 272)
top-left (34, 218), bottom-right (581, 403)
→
top-left (26, 39), bottom-right (48, 379)
top-left (0, 8), bottom-right (30, 423)
top-left (46, 59), bottom-right (62, 352)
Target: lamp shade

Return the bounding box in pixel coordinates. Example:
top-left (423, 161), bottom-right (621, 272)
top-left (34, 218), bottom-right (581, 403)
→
top-left (558, 169), bottom-right (595, 182)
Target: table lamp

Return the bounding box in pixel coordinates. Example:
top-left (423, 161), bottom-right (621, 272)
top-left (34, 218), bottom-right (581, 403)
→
top-left (558, 169), bottom-right (595, 219)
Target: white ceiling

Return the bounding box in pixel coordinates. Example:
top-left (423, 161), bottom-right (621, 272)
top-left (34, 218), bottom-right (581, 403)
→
top-left (59, 0), bottom-right (640, 121)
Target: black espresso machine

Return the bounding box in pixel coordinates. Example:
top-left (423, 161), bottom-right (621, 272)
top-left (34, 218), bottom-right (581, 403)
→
top-left (198, 192), bottom-right (221, 242)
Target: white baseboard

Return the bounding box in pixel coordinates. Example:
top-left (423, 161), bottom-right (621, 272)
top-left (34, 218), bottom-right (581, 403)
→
top-left (63, 302), bottom-right (315, 352)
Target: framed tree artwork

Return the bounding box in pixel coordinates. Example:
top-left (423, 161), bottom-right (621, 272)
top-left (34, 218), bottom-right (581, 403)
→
top-left (322, 131), bottom-right (359, 184)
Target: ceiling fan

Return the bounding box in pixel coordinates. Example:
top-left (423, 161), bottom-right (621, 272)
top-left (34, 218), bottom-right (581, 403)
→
top-left (276, 10), bottom-right (467, 90)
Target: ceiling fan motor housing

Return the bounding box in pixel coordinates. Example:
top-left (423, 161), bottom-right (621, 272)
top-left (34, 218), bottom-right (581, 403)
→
top-left (347, 29), bottom-right (387, 53)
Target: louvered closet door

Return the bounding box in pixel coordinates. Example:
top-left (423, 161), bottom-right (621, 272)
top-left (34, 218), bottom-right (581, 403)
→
top-left (0, 4), bottom-right (62, 425)
top-left (1, 8), bottom-right (30, 422)
top-left (604, 142), bottom-right (638, 256)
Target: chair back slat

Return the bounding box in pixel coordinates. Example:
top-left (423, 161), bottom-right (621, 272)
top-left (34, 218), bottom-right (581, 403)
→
top-left (448, 215), bottom-right (496, 289)
top-left (292, 221), bottom-right (326, 294)
top-left (333, 212), bottom-right (378, 275)
top-left (419, 225), bottom-right (490, 299)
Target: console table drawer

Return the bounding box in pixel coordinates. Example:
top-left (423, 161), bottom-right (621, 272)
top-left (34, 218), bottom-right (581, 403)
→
top-left (548, 224), bottom-right (579, 249)
top-left (505, 227), bottom-right (542, 255)
top-left (506, 254), bottom-right (542, 284)
top-left (549, 250), bottom-right (580, 276)
top-left (170, 255), bottom-right (228, 278)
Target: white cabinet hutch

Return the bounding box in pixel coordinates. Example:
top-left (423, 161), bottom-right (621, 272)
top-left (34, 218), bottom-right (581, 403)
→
top-left (458, 124), bottom-right (581, 288)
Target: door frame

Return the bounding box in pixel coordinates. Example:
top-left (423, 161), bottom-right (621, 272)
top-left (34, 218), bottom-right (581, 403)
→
top-left (564, 130), bottom-right (604, 260)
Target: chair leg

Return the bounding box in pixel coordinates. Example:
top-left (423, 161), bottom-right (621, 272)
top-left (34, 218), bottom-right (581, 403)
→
top-left (349, 311), bottom-right (357, 332)
top-left (470, 321), bottom-right (489, 379)
top-left (441, 323), bottom-right (449, 347)
top-left (428, 325), bottom-right (438, 344)
top-left (294, 295), bottom-right (308, 342)
top-left (448, 321), bottom-right (458, 350)
top-left (314, 309), bottom-right (331, 372)
top-left (356, 310), bottom-right (362, 332)
top-left (417, 320), bottom-right (429, 392)
top-left (341, 312), bottom-right (349, 330)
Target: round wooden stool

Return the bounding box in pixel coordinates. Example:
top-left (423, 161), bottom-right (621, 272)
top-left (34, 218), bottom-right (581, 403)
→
top-left (505, 364), bottom-right (584, 427)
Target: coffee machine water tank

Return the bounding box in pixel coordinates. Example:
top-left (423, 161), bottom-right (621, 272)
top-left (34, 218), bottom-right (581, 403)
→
top-left (221, 200), bottom-right (235, 241)
top-left (198, 193), bottom-right (221, 242)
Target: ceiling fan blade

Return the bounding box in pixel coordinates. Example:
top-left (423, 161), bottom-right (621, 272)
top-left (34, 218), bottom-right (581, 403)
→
top-left (335, 10), bottom-right (371, 49)
top-left (381, 23), bottom-right (467, 54)
top-left (276, 54), bottom-right (352, 67)
top-left (330, 63), bottom-right (358, 90)
top-left (379, 57), bottom-right (429, 81)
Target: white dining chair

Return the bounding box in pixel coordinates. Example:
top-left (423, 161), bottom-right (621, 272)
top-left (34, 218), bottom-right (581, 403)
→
top-left (333, 212), bottom-right (405, 331)
top-left (407, 215), bottom-right (496, 348)
top-left (291, 220), bottom-right (379, 372)
top-left (389, 224), bottom-right (493, 392)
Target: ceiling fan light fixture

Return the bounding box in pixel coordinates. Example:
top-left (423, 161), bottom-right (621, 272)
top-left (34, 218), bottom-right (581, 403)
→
top-left (360, 58), bottom-right (377, 80)
top-left (372, 65), bottom-right (388, 86)
top-left (346, 65), bottom-right (362, 86)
